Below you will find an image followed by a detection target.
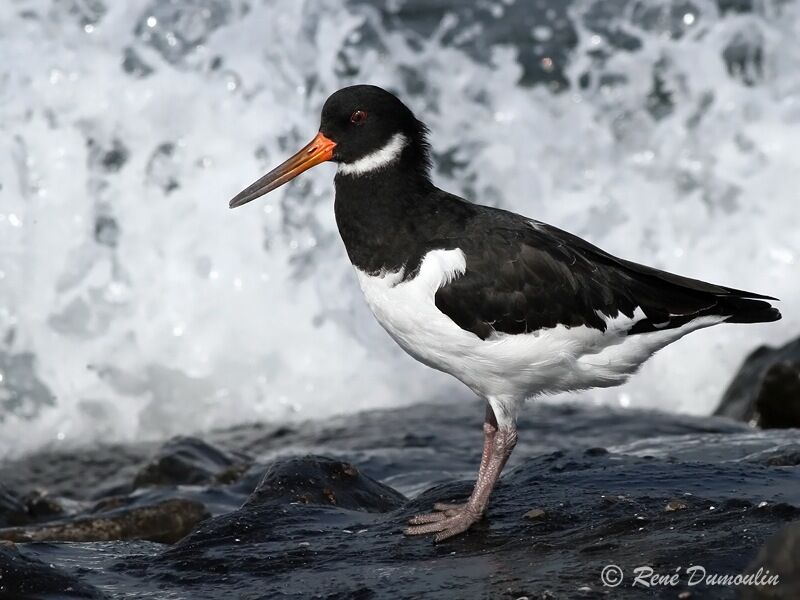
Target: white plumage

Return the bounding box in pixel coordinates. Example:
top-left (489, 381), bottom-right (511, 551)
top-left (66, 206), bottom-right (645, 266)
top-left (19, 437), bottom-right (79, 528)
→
top-left (229, 84), bottom-right (781, 542)
top-left (356, 249), bottom-right (726, 428)
top-left (337, 133), bottom-right (408, 176)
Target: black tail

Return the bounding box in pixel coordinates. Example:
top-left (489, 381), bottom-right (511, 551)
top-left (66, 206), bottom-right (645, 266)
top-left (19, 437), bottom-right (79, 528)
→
top-left (619, 272), bottom-right (781, 335)
top-left (536, 221), bottom-right (782, 332)
top-left (720, 295), bottom-right (782, 324)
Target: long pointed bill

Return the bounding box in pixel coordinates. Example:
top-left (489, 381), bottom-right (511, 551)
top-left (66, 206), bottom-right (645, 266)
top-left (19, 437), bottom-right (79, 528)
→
top-left (229, 132), bottom-right (336, 208)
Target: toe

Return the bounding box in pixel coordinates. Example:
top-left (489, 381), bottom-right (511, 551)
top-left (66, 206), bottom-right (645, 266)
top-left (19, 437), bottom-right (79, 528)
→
top-left (433, 522), bottom-right (471, 543)
top-left (433, 515), bottom-right (477, 542)
top-left (432, 502), bottom-right (466, 512)
top-left (407, 511), bottom-right (448, 525)
top-left (404, 520), bottom-right (449, 536)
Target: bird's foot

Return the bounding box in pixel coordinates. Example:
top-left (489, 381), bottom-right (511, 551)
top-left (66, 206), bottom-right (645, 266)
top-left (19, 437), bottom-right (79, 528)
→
top-left (404, 502), bottom-right (482, 542)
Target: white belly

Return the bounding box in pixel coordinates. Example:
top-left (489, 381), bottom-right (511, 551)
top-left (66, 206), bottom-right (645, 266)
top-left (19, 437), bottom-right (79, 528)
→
top-left (355, 249), bottom-right (723, 408)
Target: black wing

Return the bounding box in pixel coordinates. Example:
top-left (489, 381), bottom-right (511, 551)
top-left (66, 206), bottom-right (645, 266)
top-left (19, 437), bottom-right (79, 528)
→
top-left (434, 209), bottom-right (780, 340)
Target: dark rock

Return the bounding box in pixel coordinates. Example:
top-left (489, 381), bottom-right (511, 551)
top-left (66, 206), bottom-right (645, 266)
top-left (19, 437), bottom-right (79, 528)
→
top-left (523, 508), bottom-right (546, 520)
top-left (0, 498), bottom-right (208, 544)
top-left (0, 402), bottom-right (797, 598)
top-left (714, 337), bottom-right (800, 427)
top-left (0, 486), bottom-right (68, 528)
top-left (742, 520), bottom-right (800, 599)
top-left (147, 447), bottom-right (800, 600)
top-left (244, 455), bottom-right (406, 512)
top-left (23, 489), bottom-right (65, 520)
top-left (0, 485), bottom-right (27, 527)
top-left (757, 362), bottom-right (800, 429)
top-left (0, 542), bottom-right (106, 599)
top-left (665, 498), bottom-right (689, 512)
top-left (751, 444), bottom-right (800, 467)
top-left (0, 443), bottom-right (146, 502)
top-left (584, 446), bottom-right (609, 456)
top-left (90, 495), bottom-right (129, 513)
top-left (133, 436), bottom-right (250, 488)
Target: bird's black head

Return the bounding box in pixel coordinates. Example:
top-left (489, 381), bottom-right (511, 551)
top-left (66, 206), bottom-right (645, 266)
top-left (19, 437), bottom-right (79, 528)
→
top-left (229, 85), bottom-right (430, 208)
top-left (320, 85), bottom-right (429, 168)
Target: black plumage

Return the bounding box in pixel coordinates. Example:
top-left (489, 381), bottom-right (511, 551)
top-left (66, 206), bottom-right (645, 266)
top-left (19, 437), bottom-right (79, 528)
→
top-left (434, 210), bottom-right (780, 339)
top-left (229, 84), bottom-right (783, 543)
top-left (334, 175), bottom-right (779, 340)
top-left (323, 86), bottom-right (781, 341)
top-left (232, 82), bottom-right (781, 341)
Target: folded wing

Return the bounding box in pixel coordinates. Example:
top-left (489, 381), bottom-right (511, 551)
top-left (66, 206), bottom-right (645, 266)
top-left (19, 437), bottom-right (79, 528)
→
top-left (434, 215), bottom-right (780, 340)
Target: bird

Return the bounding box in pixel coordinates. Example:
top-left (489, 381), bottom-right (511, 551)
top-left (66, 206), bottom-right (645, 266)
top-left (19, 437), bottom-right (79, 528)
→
top-left (228, 84), bottom-right (781, 542)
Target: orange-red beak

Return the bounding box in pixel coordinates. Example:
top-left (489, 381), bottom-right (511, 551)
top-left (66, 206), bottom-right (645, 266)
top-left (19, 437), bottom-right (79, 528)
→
top-left (229, 132), bottom-right (336, 208)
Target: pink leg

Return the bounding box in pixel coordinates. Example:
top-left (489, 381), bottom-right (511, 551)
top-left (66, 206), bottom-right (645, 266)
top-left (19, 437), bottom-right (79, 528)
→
top-left (407, 404), bottom-right (497, 519)
top-left (405, 403), bottom-right (518, 542)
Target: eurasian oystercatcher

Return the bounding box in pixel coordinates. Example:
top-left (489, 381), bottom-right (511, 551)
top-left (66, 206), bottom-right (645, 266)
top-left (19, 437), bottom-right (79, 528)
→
top-left (229, 85), bottom-right (781, 542)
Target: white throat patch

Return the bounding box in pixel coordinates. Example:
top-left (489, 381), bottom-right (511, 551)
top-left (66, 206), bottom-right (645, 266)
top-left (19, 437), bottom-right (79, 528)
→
top-left (337, 133), bottom-right (408, 176)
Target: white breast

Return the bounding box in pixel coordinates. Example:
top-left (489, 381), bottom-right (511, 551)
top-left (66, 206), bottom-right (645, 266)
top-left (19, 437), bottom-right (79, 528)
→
top-left (355, 249), bottom-right (470, 368)
top-left (354, 249), bottom-right (724, 417)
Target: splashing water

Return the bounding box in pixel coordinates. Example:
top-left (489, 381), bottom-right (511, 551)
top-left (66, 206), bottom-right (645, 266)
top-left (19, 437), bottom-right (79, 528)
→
top-left (0, 0), bottom-right (797, 457)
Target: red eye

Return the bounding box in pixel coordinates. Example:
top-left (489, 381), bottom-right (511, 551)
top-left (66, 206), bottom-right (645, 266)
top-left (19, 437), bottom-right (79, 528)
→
top-left (350, 110), bottom-right (368, 125)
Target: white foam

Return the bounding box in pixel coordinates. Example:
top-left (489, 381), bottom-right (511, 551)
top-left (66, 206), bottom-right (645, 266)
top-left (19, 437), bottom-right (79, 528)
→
top-left (0, 1), bottom-right (797, 457)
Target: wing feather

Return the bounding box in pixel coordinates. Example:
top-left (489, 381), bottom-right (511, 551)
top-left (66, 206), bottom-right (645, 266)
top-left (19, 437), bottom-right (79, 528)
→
top-left (434, 213), bottom-right (780, 340)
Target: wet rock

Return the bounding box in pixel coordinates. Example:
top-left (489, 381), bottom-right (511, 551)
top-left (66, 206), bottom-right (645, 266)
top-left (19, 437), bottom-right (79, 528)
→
top-left (714, 337), bottom-right (800, 427)
top-left (771, 452), bottom-right (800, 469)
top-left (0, 402), bottom-right (797, 598)
top-left (245, 455), bottom-right (406, 512)
top-left (159, 456), bottom-right (406, 566)
top-left (742, 520), bottom-right (800, 599)
top-left (665, 498), bottom-right (689, 512)
top-left (0, 486), bottom-right (69, 528)
top-left (0, 443), bottom-right (147, 502)
top-left (133, 436), bottom-right (250, 488)
top-left (23, 489), bottom-right (66, 520)
top-left (757, 362), bottom-right (800, 429)
top-left (0, 485), bottom-right (27, 527)
top-left (146, 447), bottom-right (800, 599)
top-left (0, 498), bottom-right (208, 544)
top-left (0, 542), bottom-right (106, 599)
top-left (523, 508), bottom-right (546, 520)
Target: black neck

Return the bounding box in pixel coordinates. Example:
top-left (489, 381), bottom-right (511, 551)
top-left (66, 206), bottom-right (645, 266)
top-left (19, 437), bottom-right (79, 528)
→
top-left (333, 153), bottom-right (437, 275)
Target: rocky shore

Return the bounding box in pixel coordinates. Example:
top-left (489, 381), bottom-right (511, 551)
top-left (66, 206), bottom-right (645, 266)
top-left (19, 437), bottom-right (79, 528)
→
top-left (1, 337), bottom-right (799, 599)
